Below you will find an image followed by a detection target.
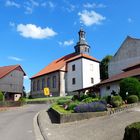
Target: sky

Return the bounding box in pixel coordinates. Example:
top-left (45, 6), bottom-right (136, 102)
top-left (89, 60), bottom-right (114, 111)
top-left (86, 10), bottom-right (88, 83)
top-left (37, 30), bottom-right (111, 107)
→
top-left (0, 0), bottom-right (140, 92)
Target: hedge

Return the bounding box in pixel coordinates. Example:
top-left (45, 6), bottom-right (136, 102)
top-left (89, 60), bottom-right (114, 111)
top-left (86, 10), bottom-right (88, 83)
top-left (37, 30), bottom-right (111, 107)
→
top-left (123, 122), bottom-right (140, 140)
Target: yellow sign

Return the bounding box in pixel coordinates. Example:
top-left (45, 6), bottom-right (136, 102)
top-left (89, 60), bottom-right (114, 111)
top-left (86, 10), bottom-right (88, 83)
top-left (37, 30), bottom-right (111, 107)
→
top-left (44, 87), bottom-right (50, 96)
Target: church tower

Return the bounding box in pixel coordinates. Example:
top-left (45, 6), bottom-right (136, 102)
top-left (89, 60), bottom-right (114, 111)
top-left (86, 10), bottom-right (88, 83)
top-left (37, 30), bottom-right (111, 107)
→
top-left (74, 29), bottom-right (90, 54)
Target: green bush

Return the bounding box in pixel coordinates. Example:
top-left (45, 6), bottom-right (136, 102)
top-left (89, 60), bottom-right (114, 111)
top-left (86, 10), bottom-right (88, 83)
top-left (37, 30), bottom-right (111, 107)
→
top-left (123, 122), bottom-right (140, 140)
top-left (19, 97), bottom-right (26, 104)
top-left (72, 95), bottom-right (80, 101)
top-left (82, 97), bottom-right (98, 103)
top-left (120, 77), bottom-right (140, 100)
top-left (57, 99), bottom-right (71, 105)
top-left (111, 95), bottom-right (123, 107)
top-left (0, 91), bottom-right (3, 101)
top-left (67, 102), bottom-right (80, 110)
top-left (79, 94), bottom-right (89, 101)
top-left (127, 95), bottom-right (139, 104)
top-left (101, 95), bottom-right (112, 104)
top-left (28, 95), bottom-right (33, 99)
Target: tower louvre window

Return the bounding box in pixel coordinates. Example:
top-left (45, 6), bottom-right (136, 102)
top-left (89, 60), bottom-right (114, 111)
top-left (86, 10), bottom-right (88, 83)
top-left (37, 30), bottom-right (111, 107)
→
top-left (91, 78), bottom-right (94, 84)
top-left (72, 78), bottom-right (76, 85)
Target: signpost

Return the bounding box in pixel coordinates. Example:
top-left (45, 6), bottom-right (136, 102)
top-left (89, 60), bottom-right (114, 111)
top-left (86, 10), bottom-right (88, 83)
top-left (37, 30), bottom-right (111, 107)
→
top-left (44, 87), bottom-right (50, 96)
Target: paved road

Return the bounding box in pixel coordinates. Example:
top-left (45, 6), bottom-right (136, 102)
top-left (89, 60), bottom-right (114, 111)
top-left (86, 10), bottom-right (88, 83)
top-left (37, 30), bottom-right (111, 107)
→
top-left (0, 104), bottom-right (48, 140)
top-left (43, 106), bottom-right (140, 140)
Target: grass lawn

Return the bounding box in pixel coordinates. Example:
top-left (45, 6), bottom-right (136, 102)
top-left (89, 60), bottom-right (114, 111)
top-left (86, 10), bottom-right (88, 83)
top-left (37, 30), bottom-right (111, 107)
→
top-left (25, 96), bottom-right (72, 102)
top-left (51, 103), bottom-right (73, 114)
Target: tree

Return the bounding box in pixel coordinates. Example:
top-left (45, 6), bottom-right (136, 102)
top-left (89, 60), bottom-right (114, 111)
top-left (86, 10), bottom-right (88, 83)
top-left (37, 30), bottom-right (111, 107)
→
top-left (22, 86), bottom-right (26, 98)
top-left (120, 77), bottom-right (140, 100)
top-left (100, 55), bottom-right (112, 80)
top-left (0, 91), bottom-right (4, 101)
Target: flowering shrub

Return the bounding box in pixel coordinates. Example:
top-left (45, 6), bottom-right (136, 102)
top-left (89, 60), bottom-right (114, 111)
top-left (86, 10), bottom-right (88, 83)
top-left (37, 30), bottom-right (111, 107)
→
top-left (74, 101), bottom-right (107, 113)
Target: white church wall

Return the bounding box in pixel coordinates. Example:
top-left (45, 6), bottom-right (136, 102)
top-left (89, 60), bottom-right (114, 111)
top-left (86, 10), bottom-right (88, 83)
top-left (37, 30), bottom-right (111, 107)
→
top-left (82, 58), bottom-right (100, 88)
top-left (66, 59), bottom-right (83, 92)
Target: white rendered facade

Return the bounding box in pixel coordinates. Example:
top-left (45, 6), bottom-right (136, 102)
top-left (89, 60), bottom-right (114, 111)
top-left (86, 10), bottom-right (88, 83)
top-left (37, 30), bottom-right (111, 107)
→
top-left (66, 58), bottom-right (100, 92)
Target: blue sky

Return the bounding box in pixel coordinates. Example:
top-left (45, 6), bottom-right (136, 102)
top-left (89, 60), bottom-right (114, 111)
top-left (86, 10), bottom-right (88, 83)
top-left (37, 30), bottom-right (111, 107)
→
top-left (0, 0), bottom-right (140, 92)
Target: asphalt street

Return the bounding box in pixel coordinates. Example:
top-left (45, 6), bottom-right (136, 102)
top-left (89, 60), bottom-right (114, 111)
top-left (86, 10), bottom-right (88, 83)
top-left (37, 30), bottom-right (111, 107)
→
top-left (0, 104), bottom-right (48, 140)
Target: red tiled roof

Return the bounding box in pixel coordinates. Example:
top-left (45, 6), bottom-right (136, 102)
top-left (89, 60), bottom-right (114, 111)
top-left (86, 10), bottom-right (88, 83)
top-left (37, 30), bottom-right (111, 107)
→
top-left (100, 66), bottom-right (140, 85)
top-left (0, 65), bottom-right (26, 79)
top-left (31, 53), bottom-right (99, 79)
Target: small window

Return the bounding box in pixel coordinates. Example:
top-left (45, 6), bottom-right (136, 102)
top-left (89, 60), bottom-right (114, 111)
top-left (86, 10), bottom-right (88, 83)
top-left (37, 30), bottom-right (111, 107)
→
top-left (37, 80), bottom-right (40, 91)
top-left (72, 78), bottom-right (76, 85)
top-left (42, 78), bottom-right (45, 90)
top-left (33, 81), bottom-right (36, 91)
top-left (52, 76), bottom-right (57, 88)
top-left (91, 78), bottom-right (94, 84)
top-left (72, 64), bottom-right (75, 71)
top-left (106, 86), bottom-right (110, 90)
top-left (47, 77), bottom-right (50, 88)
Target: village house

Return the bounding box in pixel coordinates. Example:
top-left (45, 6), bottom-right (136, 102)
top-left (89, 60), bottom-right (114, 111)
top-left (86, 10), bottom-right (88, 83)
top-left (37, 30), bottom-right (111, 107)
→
top-left (0, 65), bottom-right (26, 101)
top-left (30, 29), bottom-right (100, 97)
top-left (99, 36), bottom-right (140, 96)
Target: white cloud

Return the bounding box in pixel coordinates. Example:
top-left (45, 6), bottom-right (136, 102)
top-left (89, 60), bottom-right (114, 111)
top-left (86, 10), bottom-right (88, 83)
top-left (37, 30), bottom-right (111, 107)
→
top-left (128, 18), bottom-right (133, 23)
top-left (9, 22), bottom-right (15, 27)
top-left (83, 3), bottom-right (106, 9)
top-left (24, 76), bottom-right (29, 80)
top-left (8, 56), bottom-right (23, 61)
top-left (24, 0), bottom-right (39, 14)
top-left (5, 0), bottom-right (20, 8)
top-left (29, 0), bottom-right (39, 7)
top-left (48, 1), bottom-right (55, 8)
top-left (66, 4), bottom-right (76, 12)
top-left (17, 24), bottom-right (57, 39)
top-left (24, 6), bottom-right (33, 14)
top-left (41, 1), bottom-right (56, 9)
top-left (59, 39), bottom-right (74, 46)
top-left (78, 10), bottom-right (106, 26)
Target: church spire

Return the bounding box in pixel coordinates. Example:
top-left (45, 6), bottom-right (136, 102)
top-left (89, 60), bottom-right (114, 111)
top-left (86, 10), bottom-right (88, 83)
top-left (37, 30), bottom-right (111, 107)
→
top-left (74, 29), bottom-right (90, 54)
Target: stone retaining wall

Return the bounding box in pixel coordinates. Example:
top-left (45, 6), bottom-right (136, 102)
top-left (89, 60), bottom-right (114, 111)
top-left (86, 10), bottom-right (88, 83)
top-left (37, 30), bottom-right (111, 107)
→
top-left (49, 102), bottom-right (140, 123)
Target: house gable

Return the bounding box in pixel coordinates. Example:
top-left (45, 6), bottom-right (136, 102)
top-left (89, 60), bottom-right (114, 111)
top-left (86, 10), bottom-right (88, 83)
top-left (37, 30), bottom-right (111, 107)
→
top-left (109, 36), bottom-right (140, 77)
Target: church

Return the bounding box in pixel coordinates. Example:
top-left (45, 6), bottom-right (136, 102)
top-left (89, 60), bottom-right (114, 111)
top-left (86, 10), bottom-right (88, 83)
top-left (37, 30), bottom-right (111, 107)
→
top-left (30, 29), bottom-right (100, 97)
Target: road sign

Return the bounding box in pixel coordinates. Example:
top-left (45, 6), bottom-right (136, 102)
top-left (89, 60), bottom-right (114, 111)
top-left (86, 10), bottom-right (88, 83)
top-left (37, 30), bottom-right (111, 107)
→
top-left (44, 87), bottom-right (50, 96)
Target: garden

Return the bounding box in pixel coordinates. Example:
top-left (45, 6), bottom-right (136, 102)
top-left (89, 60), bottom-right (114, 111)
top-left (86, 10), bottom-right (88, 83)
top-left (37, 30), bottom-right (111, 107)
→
top-left (50, 77), bottom-right (140, 118)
